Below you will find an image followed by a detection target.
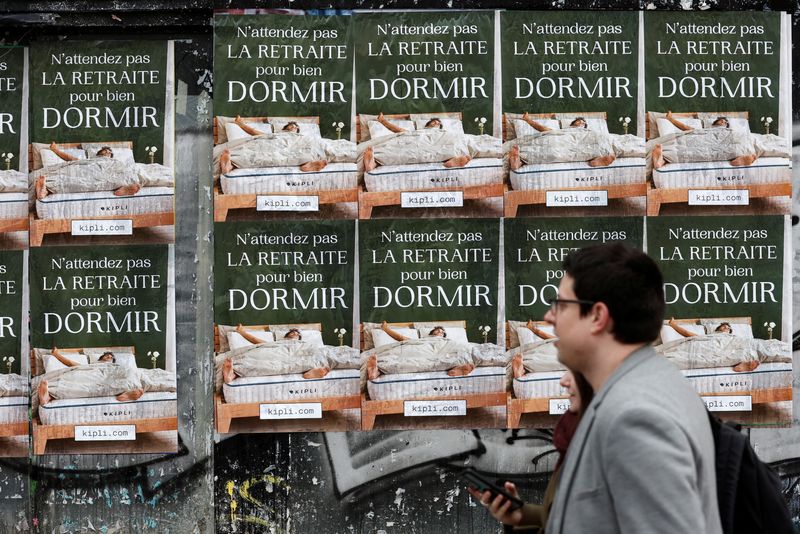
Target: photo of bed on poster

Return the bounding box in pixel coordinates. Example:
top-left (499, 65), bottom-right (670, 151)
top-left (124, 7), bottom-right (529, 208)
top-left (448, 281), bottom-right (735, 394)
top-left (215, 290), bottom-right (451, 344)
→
top-left (213, 220), bottom-right (359, 433)
top-left (647, 215), bottom-right (791, 425)
top-left (28, 40), bottom-right (174, 247)
top-left (644, 12), bottom-right (791, 216)
top-left (0, 46), bottom-right (29, 241)
top-left (212, 13), bottom-right (357, 221)
top-left (501, 12), bottom-right (646, 218)
top-left (359, 218), bottom-right (505, 431)
top-left (354, 11), bottom-right (503, 219)
top-left (29, 245), bottom-right (177, 454)
top-left (504, 217), bottom-right (643, 429)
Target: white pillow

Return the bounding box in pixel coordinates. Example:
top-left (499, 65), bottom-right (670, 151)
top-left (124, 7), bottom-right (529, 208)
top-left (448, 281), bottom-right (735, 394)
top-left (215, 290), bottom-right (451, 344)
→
top-left (701, 117), bottom-right (750, 134)
top-left (413, 118), bottom-right (465, 136)
top-left (516, 325), bottom-right (555, 346)
top-left (43, 352), bottom-right (89, 374)
top-left (87, 352), bottom-right (137, 369)
top-left (270, 121), bottom-right (322, 138)
top-left (367, 119), bottom-right (415, 139)
top-left (225, 121), bottom-right (273, 141)
top-left (656, 117), bottom-right (702, 137)
top-left (371, 327), bottom-right (419, 348)
top-left (421, 325), bottom-right (469, 343)
top-left (270, 328), bottom-right (324, 347)
top-left (559, 118), bottom-right (609, 134)
top-left (111, 147), bottom-right (136, 166)
top-left (660, 324), bottom-right (705, 343)
top-left (40, 148), bottom-right (86, 167)
top-left (512, 118), bottom-right (559, 138)
top-left (702, 321), bottom-right (753, 339)
top-left (227, 330), bottom-right (275, 350)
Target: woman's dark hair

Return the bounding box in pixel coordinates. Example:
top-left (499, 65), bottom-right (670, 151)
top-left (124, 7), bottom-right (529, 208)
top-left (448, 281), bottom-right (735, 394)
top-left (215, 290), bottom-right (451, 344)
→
top-left (712, 117), bottom-right (729, 128)
top-left (96, 146), bottom-right (114, 157)
top-left (284, 328), bottom-right (303, 340)
top-left (429, 326), bottom-right (447, 338)
top-left (425, 118), bottom-right (442, 129)
top-left (715, 322), bottom-right (732, 333)
top-left (573, 371), bottom-right (594, 420)
top-left (570, 117), bottom-right (587, 128)
top-left (99, 351), bottom-right (116, 363)
top-left (283, 121), bottom-right (300, 131)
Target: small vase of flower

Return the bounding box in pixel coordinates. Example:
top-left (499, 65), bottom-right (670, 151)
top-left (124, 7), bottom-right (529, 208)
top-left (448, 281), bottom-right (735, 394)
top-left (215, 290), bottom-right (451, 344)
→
top-left (763, 321), bottom-right (776, 340)
top-left (760, 117), bottom-right (773, 135)
top-left (145, 146), bottom-right (158, 164)
top-left (2, 356), bottom-right (14, 374)
top-left (1, 153), bottom-right (13, 171)
top-left (474, 117), bottom-right (487, 135)
top-left (332, 122), bottom-right (345, 140)
top-left (334, 327), bottom-right (347, 347)
top-left (619, 117), bottom-right (631, 135)
top-left (147, 350), bottom-right (160, 369)
top-left (478, 325), bottom-right (491, 343)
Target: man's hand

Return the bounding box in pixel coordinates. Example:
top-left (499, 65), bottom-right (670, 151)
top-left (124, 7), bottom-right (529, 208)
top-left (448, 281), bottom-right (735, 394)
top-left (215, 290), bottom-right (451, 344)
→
top-left (468, 482), bottom-right (524, 526)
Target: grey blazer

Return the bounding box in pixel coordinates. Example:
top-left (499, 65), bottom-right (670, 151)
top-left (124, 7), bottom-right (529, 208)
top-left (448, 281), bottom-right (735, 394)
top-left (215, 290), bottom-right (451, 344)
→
top-left (547, 346), bottom-right (722, 534)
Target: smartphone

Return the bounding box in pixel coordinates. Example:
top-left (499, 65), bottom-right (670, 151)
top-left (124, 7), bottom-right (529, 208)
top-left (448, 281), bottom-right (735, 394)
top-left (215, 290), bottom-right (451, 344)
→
top-left (461, 468), bottom-right (524, 511)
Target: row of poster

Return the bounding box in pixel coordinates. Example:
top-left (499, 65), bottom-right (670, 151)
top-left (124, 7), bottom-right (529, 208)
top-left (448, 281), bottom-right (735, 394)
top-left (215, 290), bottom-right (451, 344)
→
top-left (0, 40), bottom-right (178, 457)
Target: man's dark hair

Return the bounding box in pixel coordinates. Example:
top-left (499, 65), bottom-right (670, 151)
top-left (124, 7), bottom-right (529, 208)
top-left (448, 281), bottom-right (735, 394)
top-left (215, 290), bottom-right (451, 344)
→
top-left (563, 243), bottom-right (665, 344)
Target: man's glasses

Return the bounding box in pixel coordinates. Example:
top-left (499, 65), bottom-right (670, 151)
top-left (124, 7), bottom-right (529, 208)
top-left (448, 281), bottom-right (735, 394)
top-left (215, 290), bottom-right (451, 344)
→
top-left (546, 297), bottom-right (595, 313)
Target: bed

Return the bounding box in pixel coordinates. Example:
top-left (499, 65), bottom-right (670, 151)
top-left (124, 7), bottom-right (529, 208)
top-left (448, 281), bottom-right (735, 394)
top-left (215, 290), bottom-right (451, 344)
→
top-left (356, 113), bottom-right (504, 219)
top-left (0, 168), bottom-right (29, 233)
top-left (505, 320), bottom-right (566, 428)
top-left (0, 373), bottom-right (28, 440)
top-left (503, 112), bottom-right (647, 217)
top-left (213, 116), bottom-right (359, 221)
top-left (360, 321), bottom-right (508, 430)
top-left (213, 323), bottom-right (361, 434)
top-left (655, 317), bottom-right (792, 407)
top-left (30, 346), bottom-right (177, 455)
top-left (645, 112), bottom-right (792, 216)
top-left (28, 142), bottom-right (174, 246)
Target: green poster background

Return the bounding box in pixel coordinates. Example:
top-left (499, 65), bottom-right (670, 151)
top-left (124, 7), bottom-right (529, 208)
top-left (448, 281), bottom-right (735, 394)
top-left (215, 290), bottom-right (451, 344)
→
top-left (644, 12), bottom-right (780, 133)
top-left (30, 245), bottom-right (169, 368)
top-left (646, 216), bottom-right (784, 340)
top-left (355, 12), bottom-right (495, 134)
top-left (0, 250), bottom-right (23, 374)
top-left (501, 11), bottom-right (639, 135)
top-left (0, 46), bottom-right (24, 170)
top-left (213, 15), bottom-right (354, 140)
top-left (505, 217), bottom-right (643, 321)
top-left (214, 220), bottom-right (355, 347)
top-left (30, 40), bottom-right (168, 164)
top-left (360, 218), bottom-right (499, 344)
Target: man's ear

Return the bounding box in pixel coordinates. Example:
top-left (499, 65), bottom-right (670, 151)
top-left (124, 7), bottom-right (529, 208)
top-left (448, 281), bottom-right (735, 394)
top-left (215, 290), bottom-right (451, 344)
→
top-left (588, 302), bottom-right (612, 335)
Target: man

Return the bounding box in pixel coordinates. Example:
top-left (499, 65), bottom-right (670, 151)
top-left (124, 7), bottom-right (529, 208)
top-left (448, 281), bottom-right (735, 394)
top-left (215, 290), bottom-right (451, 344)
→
top-left (543, 243), bottom-right (721, 534)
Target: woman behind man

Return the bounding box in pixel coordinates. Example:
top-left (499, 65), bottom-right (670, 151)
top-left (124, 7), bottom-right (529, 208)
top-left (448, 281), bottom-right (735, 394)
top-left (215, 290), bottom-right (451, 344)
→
top-left (470, 368), bottom-right (593, 533)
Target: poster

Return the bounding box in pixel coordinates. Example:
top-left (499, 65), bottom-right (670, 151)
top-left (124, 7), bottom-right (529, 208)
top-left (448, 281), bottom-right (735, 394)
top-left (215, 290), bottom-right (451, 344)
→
top-left (644, 12), bottom-right (791, 216)
top-left (501, 11), bottom-right (646, 218)
top-left (647, 215), bottom-right (791, 425)
top-left (354, 11), bottom-right (504, 219)
top-left (503, 217), bottom-right (643, 428)
top-left (359, 218), bottom-right (505, 431)
top-left (27, 40), bottom-right (177, 454)
top-left (213, 13), bottom-right (358, 220)
top-left (0, 46), bottom-right (29, 457)
top-left (213, 220), bottom-right (359, 433)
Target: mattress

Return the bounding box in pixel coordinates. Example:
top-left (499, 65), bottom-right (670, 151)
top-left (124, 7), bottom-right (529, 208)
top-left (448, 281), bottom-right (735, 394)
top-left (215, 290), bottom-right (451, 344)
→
top-left (652, 157), bottom-right (791, 189)
top-left (38, 391), bottom-right (177, 425)
top-left (682, 362), bottom-right (792, 395)
top-left (220, 163), bottom-right (358, 194)
top-left (367, 366), bottom-right (505, 401)
top-left (364, 158), bottom-right (504, 192)
top-left (513, 371), bottom-right (565, 400)
top-left (222, 369), bottom-right (361, 404)
top-left (510, 158), bottom-right (646, 191)
top-left (0, 396), bottom-right (28, 424)
top-left (0, 193), bottom-right (28, 219)
top-left (36, 187), bottom-right (174, 219)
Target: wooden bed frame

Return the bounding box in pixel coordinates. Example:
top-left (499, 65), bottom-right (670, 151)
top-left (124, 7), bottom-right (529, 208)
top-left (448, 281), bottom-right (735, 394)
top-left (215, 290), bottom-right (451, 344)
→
top-left (213, 323), bottom-right (360, 434)
top-left (505, 320), bottom-right (564, 428)
top-left (356, 113), bottom-right (504, 219)
top-left (213, 116), bottom-right (360, 222)
top-left (661, 317), bottom-right (792, 405)
top-left (0, 216), bottom-right (28, 234)
top-left (645, 112), bottom-right (791, 216)
top-left (28, 142), bottom-right (174, 246)
top-left (502, 112), bottom-right (647, 217)
top-left (31, 346), bottom-right (177, 455)
top-left (360, 321), bottom-right (507, 431)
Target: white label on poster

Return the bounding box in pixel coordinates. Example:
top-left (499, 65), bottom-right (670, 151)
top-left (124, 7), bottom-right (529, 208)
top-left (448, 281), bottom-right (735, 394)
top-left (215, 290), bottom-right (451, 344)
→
top-left (260, 402), bottom-right (323, 420)
top-left (404, 399), bottom-right (467, 417)
top-left (257, 195), bottom-right (319, 212)
top-left (401, 191), bottom-right (464, 208)
top-left (549, 398), bottom-right (570, 415)
top-left (546, 190), bottom-right (608, 207)
top-left (702, 396), bottom-right (752, 412)
top-left (74, 424), bottom-right (137, 441)
top-left (71, 220), bottom-right (133, 236)
top-left (688, 190), bottom-right (749, 206)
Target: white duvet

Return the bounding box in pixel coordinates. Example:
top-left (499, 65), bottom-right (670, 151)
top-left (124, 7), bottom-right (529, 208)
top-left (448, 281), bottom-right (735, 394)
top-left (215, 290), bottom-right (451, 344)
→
top-left (357, 130), bottom-right (501, 168)
top-left (504, 129), bottom-right (644, 165)
top-left (0, 170), bottom-right (27, 193)
top-left (648, 129), bottom-right (790, 165)
top-left (507, 339), bottom-right (564, 373)
top-left (35, 158), bottom-right (173, 194)
top-left (655, 333), bottom-right (791, 370)
top-left (364, 337), bottom-right (507, 376)
top-left (0, 373), bottom-right (27, 397)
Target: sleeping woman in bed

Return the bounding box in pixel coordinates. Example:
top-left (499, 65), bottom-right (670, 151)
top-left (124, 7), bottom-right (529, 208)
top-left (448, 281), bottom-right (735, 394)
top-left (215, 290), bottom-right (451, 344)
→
top-left (651, 112), bottom-right (759, 169)
top-left (666, 318), bottom-right (762, 372)
top-left (35, 143), bottom-right (143, 200)
top-left (511, 320), bottom-right (560, 379)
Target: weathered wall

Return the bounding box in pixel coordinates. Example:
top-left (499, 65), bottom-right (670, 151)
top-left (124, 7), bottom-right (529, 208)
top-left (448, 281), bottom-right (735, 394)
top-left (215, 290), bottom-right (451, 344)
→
top-left (0, 1), bottom-right (797, 533)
